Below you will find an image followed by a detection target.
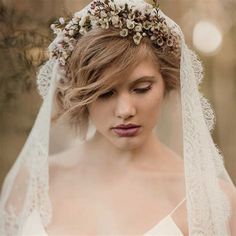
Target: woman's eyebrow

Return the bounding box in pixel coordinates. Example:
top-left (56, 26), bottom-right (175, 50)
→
top-left (130, 76), bottom-right (156, 85)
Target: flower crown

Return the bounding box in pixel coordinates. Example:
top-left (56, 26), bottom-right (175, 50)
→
top-left (49, 0), bottom-right (181, 67)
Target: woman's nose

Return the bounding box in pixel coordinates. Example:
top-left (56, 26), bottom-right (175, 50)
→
top-left (114, 93), bottom-right (136, 119)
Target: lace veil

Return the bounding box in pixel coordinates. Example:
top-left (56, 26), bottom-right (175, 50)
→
top-left (0, 0), bottom-right (235, 235)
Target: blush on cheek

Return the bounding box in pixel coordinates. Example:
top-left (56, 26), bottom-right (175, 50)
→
top-left (145, 96), bottom-right (163, 123)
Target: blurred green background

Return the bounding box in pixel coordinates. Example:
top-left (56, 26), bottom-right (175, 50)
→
top-left (0, 0), bottom-right (236, 186)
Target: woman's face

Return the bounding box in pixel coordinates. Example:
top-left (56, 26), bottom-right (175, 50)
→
top-left (87, 56), bottom-right (165, 150)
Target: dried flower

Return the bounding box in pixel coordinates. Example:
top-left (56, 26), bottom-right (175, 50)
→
top-left (157, 37), bottom-right (164, 46)
top-left (59, 57), bottom-right (66, 66)
top-left (126, 19), bottom-right (135, 29)
top-left (111, 15), bottom-right (120, 26)
top-left (64, 37), bottom-right (70, 43)
top-left (68, 44), bottom-right (74, 51)
top-left (68, 30), bottom-right (74, 36)
top-left (50, 24), bottom-right (56, 30)
top-left (100, 10), bottom-right (107, 18)
top-left (143, 21), bottom-right (152, 30)
top-left (120, 28), bottom-right (129, 37)
top-left (59, 17), bottom-right (65, 25)
top-left (134, 24), bottom-right (142, 32)
top-left (150, 35), bottom-right (157, 41)
top-left (49, 0), bottom-right (181, 67)
top-left (72, 18), bottom-right (79, 24)
top-left (110, 2), bottom-right (116, 11)
top-left (79, 28), bottom-right (88, 35)
top-left (133, 32), bottom-right (142, 45)
top-left (99, 18), bottom-right (109, 29)
top-left (167, 39), bottom-right (173, 47)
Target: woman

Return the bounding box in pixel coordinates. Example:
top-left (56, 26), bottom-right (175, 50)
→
top-left (0, 0), bottom-right (235, 235)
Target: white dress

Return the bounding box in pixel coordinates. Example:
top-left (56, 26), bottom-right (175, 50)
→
top-left (21, 197), bottom-right (186, 236)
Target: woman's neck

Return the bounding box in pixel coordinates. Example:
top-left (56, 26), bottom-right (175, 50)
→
top-left (83, 131), bottom-right (163, 169)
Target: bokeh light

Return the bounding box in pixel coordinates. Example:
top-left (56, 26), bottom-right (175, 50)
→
top-left (193, 20), bottom-right (223, 55)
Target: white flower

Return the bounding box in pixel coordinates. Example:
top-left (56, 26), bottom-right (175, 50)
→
top-left (72, 18), bottom-right (79, 24)
top-left (101, 10), bottom-right (107, 18)
top-left (50, 24), bottom-right (56, 30)
top-left (120, 28), bottom-right (129, 37)
top-left (59, 17), bottom-right (65, 25)
top-left (157, 37), bottom-right (164, 46)
top-left (154, 22), bottom-right (161, 30)
top-left (64, 37), bottom-right (70, 43)
top-left (69, 30), bottom-right (74, 36)
top-left (144, 7), bottom-right (152, 15)
top-left (111, 15), bottom-right (120, 26)
top-left (62, 51), bottom-right (68, 58)
top-left (134, 24), bottom-right (142, 32)
top-left (90, 19), bottom-right (98, 27)
top-left (111, 10), bottom-right (117, 16)
top-left (65, 21), bottom-right (74, 30)
top-left (143, 21), bottom-right (151, 30)
top-left (79, 28), bottom-right (87, 35)
top-left (133, 32), bottom-right (142, 45)
top-left (126, 19), bottom-right (135, 29)
top-left (59, 57), bottom-right (66, 66)
top-left (167, 36), bottom-right (174, 47)
top-left (161, 23), bottom-right (169, 34)
top-left (110, 2), bottom-right (116, 11)
top-left (99, 18), bottom-right (109, 29)
top-left (128, 13), bottom-right (135, 21)
top-left (68, 44), bottom-right (75, 51)
top-left (150, 35), bottom-right (156, 41)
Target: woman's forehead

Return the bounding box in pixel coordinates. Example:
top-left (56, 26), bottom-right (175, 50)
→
top-left (104, 57), bottom-right (161, 86)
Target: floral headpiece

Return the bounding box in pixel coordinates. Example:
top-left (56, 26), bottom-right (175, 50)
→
top-left (49, 0), bottom-right (181, 67)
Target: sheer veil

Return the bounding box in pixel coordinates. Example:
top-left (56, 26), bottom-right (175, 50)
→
top-left (0, 0), bottom-right (235, 235)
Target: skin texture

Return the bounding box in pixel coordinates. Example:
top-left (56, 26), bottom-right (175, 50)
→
top-left (87, 56), bottom-right (166, 164)
top-left (47, 56), bottom-right (188, 235)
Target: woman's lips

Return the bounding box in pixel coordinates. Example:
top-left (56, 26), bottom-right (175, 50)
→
top-left (112, 127), bottom-right (141, 137)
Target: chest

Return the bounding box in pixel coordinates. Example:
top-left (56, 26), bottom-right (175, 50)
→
top-left (47, 168), bottom-right (187, 235)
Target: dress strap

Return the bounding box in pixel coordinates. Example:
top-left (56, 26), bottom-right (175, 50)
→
top-left (168, 196), bottom-right (187, 217)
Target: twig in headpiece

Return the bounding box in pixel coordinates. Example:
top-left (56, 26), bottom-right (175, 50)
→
top-left (152, 0), bottom-right (160, 8)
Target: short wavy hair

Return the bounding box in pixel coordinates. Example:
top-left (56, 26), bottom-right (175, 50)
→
top-left (54, 27), bottom-right (180, 140)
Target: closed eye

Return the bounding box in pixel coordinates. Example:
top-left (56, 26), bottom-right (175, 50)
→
top-left (98, 90), bottom-right (114, 99)
top-left (98, 86), bottom-right (152, 99)
top-left (134, 86), bottom-right (152, 93)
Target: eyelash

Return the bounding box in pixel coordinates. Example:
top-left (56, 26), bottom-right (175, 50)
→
top-left (98, 86), bottom-right (152, 99)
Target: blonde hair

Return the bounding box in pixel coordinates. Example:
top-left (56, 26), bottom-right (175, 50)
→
top-left (54, 27), bottom-right (180, 140)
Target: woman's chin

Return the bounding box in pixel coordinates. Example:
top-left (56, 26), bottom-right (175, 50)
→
top-left (109, 135), bottom-right (146, 151)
